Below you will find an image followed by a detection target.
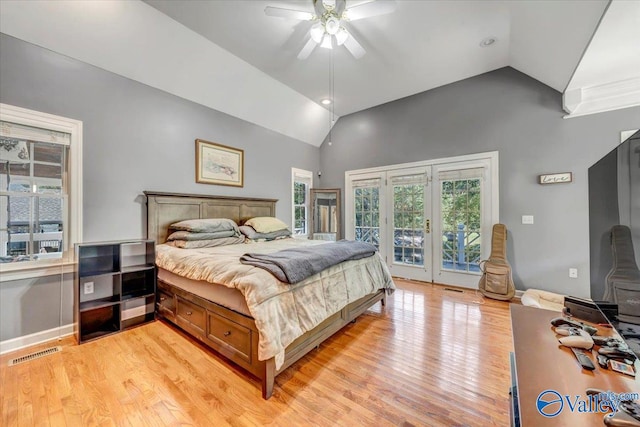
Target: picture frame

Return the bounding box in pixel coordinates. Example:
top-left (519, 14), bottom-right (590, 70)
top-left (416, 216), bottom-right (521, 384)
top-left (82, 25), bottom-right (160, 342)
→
top-left (195, 139), bottom-right (244, 187)
top-left (538, 172), bottom-right (572, 185)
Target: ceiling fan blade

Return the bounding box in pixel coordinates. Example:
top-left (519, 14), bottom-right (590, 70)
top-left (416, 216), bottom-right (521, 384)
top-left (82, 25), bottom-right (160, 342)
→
top-left (343, 33), bottom-right (366, 59)
top-left (265, 6), bottom-right (314, 21)
top-left (297, 38), bottom-right (318, 60)
top-left (344, 0), bottom-right (397, 21)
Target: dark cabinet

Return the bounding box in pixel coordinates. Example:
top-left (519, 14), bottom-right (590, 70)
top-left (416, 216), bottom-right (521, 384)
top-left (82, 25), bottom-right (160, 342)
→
top-left (75, 240), bottom-right (155, 343)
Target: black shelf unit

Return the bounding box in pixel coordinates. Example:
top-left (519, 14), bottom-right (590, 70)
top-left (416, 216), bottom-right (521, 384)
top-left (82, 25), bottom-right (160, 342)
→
top-left (75, 240), bottom-right (156, 343)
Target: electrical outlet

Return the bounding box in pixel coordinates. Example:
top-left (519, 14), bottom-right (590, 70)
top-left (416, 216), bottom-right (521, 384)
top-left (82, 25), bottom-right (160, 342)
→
top-left (522, 215), bottom-right (534, 225)
top-left (569, 268), bottom-right (578, 279)
top-left (84, 281), bottom-right (94, 294)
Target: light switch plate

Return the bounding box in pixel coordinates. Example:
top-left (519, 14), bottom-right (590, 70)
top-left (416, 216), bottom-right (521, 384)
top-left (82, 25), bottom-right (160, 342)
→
top-left (522, 215), bottom-right (534, 225)
top-left (569, 268), bottom-right (578, 279)
top-left (84, 281), bottom-right (94, 294)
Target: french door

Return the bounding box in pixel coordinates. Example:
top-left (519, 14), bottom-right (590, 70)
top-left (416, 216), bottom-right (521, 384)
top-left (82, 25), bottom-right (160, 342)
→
top-left (346, 154), bottom-right (498, 288)
top-left (387, 167), bottom-right (432, 282)
top-left (347, 168), bottom-right (432, 283)
top-left (431, 162), bottom-right (493, 288)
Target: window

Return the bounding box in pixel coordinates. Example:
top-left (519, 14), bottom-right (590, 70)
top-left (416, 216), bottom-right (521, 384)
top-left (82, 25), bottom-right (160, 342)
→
top-left (291, 168), bottom-right (312, 237)
top-left (0, 104), bottom-right (82, 278)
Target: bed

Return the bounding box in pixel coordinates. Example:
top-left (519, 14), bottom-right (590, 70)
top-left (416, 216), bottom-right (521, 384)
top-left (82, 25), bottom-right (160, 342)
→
top-left (144, 191), bottom-right (395, 399)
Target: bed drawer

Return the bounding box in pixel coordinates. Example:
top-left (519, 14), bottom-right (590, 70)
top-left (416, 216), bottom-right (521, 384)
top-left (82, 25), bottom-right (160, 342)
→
top-left (176, 297), bottom-right (205, 337)
top-left (206, 311), bottom-right (252, 363)
top-left (157, 288), bottom-right (176, 320)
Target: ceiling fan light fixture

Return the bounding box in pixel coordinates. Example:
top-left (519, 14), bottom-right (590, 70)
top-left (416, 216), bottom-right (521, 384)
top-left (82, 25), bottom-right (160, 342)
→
top-left (325, 16), bottom-right (340, 35)
top-left (320, 33), bottom-right (333, 49)
top-left (310, 23), bottom-right (324, 43)
top-left (335, 27), bottom-right (349, 46)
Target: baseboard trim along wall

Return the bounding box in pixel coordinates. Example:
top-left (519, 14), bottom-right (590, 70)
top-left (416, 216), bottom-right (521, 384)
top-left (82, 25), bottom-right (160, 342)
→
top-left (0, 324), bottom-right (74, 355)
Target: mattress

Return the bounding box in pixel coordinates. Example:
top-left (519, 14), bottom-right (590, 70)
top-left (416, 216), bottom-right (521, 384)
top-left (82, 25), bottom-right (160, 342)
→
top-left (157, 267), bottom-right (251, 317)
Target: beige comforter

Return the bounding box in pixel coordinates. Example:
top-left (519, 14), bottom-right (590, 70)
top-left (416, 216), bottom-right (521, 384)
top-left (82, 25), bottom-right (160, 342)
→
top-left (155, 239), bottom-right (395, 368)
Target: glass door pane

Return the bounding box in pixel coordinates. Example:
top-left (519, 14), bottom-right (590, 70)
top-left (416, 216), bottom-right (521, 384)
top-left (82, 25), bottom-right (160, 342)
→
top-left (388, 168), bottom-right (432, 282)
top-left (440, 178), bottom-right (482, 273)
top-left (393, 180), bottom-right (424, 266)
top-left (354, 184), bottom-right (380, 250)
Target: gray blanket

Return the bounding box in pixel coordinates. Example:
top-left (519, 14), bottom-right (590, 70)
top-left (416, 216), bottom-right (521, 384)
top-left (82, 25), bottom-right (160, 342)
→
top-left (240, 240), bottom-right (377, 284)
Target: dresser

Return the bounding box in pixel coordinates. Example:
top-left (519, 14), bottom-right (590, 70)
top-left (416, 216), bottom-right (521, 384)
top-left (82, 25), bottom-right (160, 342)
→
top-left (510, 304), bottom-right (639, 426)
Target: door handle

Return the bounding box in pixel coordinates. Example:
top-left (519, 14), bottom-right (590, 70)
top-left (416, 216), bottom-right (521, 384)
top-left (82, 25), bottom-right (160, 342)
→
top-left (425, 219), bottom-right (431, 234)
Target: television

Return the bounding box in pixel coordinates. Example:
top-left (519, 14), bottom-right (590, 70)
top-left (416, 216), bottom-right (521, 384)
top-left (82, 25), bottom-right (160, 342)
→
top-left (588, 129), bottom-right (640, 357)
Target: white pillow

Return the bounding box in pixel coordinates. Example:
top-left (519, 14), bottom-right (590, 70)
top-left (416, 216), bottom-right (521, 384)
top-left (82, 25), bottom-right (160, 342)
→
top-left (244, 217), bottom-right (289, 233)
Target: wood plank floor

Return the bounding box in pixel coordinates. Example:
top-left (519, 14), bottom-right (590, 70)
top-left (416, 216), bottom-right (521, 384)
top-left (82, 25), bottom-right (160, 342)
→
top-left (1, 279), bottom-right (514, 426)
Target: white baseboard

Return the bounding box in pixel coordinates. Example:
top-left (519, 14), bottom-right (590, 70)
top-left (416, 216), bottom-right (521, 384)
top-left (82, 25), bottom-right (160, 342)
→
top-left (514, 290), bottom-right (524, 300)
top-left (0, 324), bottom-right (74, 355)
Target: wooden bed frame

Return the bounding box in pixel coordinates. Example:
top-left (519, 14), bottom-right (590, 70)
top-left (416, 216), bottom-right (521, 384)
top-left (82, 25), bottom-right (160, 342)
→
top-left (144, 191), bottom-right (386, 399)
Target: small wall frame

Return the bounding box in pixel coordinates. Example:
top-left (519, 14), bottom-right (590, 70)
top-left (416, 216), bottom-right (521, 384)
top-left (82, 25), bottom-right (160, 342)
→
top-left (538, 172), bottom-right (572, 185)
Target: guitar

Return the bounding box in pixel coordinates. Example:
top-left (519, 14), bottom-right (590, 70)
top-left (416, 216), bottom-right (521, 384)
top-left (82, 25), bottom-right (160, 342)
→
top-left (478, 223), bottom-right (515, 300)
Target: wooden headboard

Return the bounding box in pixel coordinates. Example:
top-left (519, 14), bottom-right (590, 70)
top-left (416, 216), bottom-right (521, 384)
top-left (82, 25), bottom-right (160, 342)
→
top-left (144, 191), bottom-right (278, 244)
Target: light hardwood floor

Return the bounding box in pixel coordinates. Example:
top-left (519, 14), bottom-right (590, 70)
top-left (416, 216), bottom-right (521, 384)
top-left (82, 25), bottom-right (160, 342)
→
top-left (1, 279), bottom-right (514, 426)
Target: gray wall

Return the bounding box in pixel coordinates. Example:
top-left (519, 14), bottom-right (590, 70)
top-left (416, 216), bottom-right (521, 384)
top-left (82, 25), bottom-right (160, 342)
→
top-left (319, 67), bottom-right (640, 298)
top-left (0, 274), bottom-right (73, 342)
top-left (0, 34), bottom-right (319, 342)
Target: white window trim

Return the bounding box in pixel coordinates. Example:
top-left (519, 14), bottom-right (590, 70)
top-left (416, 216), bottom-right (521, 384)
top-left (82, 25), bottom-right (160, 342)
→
top-left (291, 168), bottom-right (313, 239)
top-left (0, 103), bottom-right (83, 281)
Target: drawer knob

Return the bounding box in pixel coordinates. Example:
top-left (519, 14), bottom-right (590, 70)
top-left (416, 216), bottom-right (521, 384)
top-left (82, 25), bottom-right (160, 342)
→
top-left (160, 297), bottom-right (166, 301)
top-left (224, 331), bottom-right (231, 337)
top-left (186, 311), bottom-right (192, 316)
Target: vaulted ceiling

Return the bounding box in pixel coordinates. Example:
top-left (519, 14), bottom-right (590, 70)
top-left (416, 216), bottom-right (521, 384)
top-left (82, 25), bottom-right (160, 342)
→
top-left (145, 0), bottom-right (606, 116)
top-left (1, 1), bottom-right (638, 146)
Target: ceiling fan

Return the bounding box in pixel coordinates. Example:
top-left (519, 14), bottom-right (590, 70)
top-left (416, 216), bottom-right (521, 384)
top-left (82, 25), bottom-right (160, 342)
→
top-left (265, 0), bottom-right (397, 59)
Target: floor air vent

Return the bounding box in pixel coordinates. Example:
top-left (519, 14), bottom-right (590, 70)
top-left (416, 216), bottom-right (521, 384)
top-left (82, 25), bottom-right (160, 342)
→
top-left (8, 346), bottom-right (61, 366)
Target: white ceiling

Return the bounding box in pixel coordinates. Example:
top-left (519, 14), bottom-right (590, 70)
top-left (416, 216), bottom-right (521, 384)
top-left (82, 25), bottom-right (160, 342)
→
top-left (1, 1), bottom-right (637, 147)
top-left (145, 0), bottom-right (608, 118)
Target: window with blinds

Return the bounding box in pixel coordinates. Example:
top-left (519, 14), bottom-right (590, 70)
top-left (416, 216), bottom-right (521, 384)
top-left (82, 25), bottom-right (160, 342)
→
top-left (0, 120), bottom-right (69, 263)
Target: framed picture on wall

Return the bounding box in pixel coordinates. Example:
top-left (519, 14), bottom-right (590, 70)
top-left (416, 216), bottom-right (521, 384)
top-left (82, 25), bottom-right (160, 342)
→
top-left (195, 139), bottom-right (244, 187)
